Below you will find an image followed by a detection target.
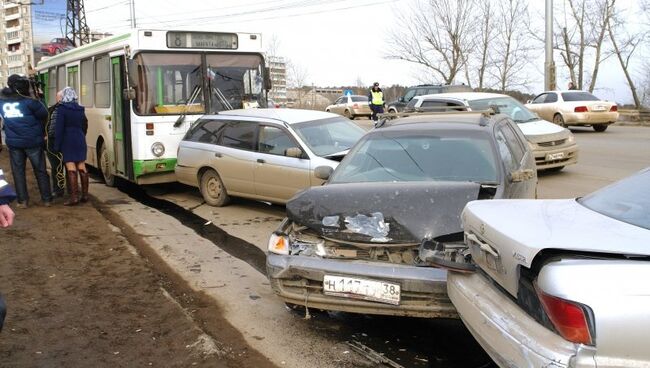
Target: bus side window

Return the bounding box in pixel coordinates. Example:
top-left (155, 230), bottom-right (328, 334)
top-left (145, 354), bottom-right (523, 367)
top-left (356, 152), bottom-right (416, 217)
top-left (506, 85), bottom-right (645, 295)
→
top-left (48, 67), bottom-right (57, 106)
top-left (80, 59), bottom-right (93, 107)
top-left (94, 56), bottom-right (110, 108)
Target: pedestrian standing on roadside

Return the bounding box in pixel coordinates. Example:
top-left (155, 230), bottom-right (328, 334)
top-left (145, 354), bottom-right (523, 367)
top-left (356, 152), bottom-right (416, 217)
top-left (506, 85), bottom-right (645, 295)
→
top-left (0, 165), bottom-right (17, 332)
top-left (46, 91), bottom-right (66, 198)
top-left (53, 87), bottom-right (88, 206)
top-left (568, 81), bottom-right (578, 90)
top-left (368, 82), bottom-right (385, 122)
top-left (0, 74), bottom-right (52, 208)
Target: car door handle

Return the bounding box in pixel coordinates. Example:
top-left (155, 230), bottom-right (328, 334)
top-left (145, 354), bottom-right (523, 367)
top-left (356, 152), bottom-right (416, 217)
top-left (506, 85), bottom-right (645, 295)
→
top-left (257, 159), bottom-right (265, 164)
top-left (214, 152), bottom-right (222, 158)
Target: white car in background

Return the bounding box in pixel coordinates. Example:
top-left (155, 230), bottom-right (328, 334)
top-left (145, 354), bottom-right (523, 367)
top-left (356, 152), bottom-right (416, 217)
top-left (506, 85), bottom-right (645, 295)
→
top-left (525, 90), bottom-right (619, 132)
top-left (426, 92), bottom-right (578, 171)
top-left (447, 167), bottom-right (650, 368)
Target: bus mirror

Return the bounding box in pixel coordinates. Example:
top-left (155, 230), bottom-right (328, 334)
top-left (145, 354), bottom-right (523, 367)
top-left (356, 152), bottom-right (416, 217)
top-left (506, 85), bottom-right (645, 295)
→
top-left (264, 67), bottom-right (272, 91)
top-left (123, 87), bottom-right (136, 100)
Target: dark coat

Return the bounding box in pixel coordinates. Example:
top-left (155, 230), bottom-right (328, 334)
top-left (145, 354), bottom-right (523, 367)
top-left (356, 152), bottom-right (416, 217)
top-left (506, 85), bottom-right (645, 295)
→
top-left (53, 102), bottom-right (88, 163)
top-left (0, 167), bottom-right (16, 205)
top-left (0, 87), bottom-right (48, 148)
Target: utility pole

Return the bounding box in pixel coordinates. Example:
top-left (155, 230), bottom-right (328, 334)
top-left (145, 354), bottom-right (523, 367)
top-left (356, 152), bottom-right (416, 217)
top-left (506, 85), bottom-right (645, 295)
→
top-left (544, 0), bottom-right (556, 91)
top-left (66, 0), bottom-right (90, 47)
top-left (129, 0), bottom-right (136, 28)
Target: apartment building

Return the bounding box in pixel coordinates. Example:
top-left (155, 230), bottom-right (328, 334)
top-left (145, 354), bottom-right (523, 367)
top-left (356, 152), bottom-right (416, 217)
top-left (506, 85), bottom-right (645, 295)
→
top-left (0, 1), bottom-right (34, 87)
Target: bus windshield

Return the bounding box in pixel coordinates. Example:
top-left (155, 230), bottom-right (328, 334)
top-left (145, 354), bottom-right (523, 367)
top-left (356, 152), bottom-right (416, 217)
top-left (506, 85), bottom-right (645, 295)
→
top-left (133, 52), bottom-right (265, 115)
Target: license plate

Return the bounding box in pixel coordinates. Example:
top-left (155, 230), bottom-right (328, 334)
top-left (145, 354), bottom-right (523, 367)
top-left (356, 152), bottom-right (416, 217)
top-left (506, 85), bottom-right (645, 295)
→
top-left (546, 152), bottom-right (565, 160)
top-left (592, 105), bottom-right (607, 111)
top-left (323, 275), bottom-right (401, 305)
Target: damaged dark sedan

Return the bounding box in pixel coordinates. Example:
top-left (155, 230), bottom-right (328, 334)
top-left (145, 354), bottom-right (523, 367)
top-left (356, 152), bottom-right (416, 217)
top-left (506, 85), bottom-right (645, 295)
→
top-left (266, 112), bottom-right (537, 318)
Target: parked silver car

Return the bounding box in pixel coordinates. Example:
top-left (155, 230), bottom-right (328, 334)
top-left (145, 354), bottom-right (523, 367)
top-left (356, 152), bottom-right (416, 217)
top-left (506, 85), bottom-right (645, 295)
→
top-left (176, 109), bottom-right (366, 206)
top-left (447, 167), bottom-right (650, 367)
top-left (267, 111), bottom-right (538, 318)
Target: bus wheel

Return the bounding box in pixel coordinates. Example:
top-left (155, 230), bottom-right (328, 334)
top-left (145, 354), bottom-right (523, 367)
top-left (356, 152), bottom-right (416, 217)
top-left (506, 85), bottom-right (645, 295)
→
top-left (200, 169), bottom-right (230, 207)
top-left (99, 143), bottom-right (116, 187)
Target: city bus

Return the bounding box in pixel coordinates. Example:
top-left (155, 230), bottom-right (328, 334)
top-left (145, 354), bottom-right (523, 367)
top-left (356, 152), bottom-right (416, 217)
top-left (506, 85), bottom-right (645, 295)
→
top-left (36, 29), bottom-right (270, 185)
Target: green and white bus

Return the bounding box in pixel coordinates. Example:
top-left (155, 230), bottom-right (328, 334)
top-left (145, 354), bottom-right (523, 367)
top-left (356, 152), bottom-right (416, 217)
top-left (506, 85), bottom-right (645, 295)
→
top-left (36, 29), bottom-right (270, 185)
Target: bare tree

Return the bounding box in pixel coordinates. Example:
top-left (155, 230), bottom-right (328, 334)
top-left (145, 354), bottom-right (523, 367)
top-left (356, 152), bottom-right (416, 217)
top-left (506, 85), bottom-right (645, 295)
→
top-left (386, 0), bottom-right (476, 84)
top-left (607, 8), bottom-right (645, 108)
top-left (490, 0), bottom-right (531, 92)
top-left (474, 0), bottom-right (496, 90)
top-left (265, 34), bottom-right (281, 58)
top-left (587, 0), bottom-right (616, 92)
top-left (287, 60), bottom-right (309, 108)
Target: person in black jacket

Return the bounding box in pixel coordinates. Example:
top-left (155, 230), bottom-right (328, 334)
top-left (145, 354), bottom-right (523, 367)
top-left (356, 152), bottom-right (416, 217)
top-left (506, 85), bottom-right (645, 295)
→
top-left (46, 90), bottom-right (65, 198)
top-left (0, 165), bottom-right (16, 332)
top-left (0, 74), bottom-right (52, 208)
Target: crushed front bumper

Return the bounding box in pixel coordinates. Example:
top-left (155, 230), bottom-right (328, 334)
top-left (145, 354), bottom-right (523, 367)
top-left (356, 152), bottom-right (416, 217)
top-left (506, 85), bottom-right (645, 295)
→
top-left (267, 254), bottom-right (457, 318)
top-left (532, 143), bottom-right (579, 170)
top-left (447, 272), bottom-right (597, 368)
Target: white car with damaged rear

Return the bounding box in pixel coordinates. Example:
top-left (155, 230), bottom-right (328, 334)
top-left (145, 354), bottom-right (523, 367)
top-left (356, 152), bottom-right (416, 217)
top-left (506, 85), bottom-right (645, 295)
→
top-left (447, 167), bottom-right (650, 368)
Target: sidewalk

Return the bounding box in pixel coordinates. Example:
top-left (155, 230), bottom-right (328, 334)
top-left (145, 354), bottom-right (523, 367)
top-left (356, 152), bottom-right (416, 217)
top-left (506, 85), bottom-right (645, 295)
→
top-left (0, 149), bottom-right (274, 367)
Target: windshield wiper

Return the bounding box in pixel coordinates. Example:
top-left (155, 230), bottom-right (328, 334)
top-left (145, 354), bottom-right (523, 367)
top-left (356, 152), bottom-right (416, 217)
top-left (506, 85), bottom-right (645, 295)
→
top-left (173, 85), bottom-right (202, 128)
top-left (514, 117), bottom-right (538, 123)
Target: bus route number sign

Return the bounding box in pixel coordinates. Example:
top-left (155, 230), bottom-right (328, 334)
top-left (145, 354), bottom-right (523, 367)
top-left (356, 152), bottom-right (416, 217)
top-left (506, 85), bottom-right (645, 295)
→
top-left (167, 32), bottom-right (238, 50)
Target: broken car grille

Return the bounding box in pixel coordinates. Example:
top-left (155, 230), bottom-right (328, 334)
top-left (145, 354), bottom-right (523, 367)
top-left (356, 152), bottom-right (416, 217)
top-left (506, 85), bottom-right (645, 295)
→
top-left (538, 139), bottom-right (567, 147)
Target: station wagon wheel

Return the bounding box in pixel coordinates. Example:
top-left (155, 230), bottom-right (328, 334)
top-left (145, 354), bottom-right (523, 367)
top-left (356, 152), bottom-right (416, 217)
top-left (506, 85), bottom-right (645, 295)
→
top-left (593, 124), bottom-right (608, 132)
top-left (200, 169), bottom-right (230, 207)
top-left (344, 109), bottom-right (353, 119)
top-left (553, 113), bottom-right (567, 127)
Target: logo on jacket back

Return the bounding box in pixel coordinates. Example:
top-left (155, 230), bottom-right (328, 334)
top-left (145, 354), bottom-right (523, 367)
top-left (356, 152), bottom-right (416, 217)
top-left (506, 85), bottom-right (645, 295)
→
top-left (2, 102), bottom-right (24, 118)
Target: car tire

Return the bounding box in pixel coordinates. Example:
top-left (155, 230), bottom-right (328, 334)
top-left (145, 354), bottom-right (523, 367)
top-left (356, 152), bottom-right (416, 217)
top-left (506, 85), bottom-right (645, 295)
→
top-left (344, 109), bottom-right (352, 119)
top-left (200, 169), bottom-right (230, 207)
top-left (553, 113), bottom-right (567, 127)
top-left (99, 143), bottom-right (116, 187)
top-left (388, 108), bottom-right (397, 114)
top-left (593, 124), bottom-right (608, 132)
top-left (325, 109), bottom-right (330, 112)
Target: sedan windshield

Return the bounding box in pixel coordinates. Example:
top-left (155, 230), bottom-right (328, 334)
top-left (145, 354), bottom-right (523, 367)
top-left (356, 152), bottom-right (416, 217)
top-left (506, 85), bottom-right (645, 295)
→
top-left (329, 131), bottom-right (498, 184)
top-left (561, 92), bottom-right (600, 102)
top-left (292, 117), bottom-right (366, 157)
top-left (468, 97), bottom-right (537, 123)
top-left (578, 168), bottom-right (650, 230)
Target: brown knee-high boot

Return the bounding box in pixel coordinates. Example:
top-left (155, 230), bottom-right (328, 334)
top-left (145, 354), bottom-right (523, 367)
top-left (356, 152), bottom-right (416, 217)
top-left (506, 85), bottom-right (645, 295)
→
top-left (79, 170), bottom-right (89, 203)
top-left (64, 170), bottom-right (79, 206)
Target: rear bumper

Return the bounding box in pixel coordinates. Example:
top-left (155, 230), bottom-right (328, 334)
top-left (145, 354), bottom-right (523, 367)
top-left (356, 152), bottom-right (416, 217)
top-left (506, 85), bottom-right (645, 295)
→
top-left (533, 144), bottom-right (579, 170)
top-left (267, 254), bottom-right (457, 318)
top-left (350, 107), bottom-right (371, 116)
top-left (447, 272), bottom-right (596, 368)
top-left (563, 112), bottom-right (618, 125)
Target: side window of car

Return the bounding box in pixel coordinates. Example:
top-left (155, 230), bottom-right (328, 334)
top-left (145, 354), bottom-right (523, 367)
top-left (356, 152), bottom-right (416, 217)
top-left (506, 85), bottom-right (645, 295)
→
top-left (495, 129), bottom-right (517, 172)
top-left (403, 89), bottom-right (416, 102)
top-left (406, 98), bottom-right (419, 109)
top-left (333, 97), bottom-right (342, 105)
top-left (185, 119), bottom-right (226, 145)
top-left (545, 93), bottom-right (558, 103)
top-left (415, 88), bottom-right (428, 96)
top-left (258, 126), bottom-right (296, 156)
top-left (425, 88), bottom-right (441, 95)
top-left (221, 121), bottom-right (257, 150)
top-left (496, 124), bottom-right (526, 171)
top-left (420, 100), bottom-right (445, 108)
top-left (532, 94), bottom-right (546, 104)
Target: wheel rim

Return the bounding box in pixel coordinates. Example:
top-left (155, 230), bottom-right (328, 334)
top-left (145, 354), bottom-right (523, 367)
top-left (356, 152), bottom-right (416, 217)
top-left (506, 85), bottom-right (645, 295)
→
top-left (553, 115), bottom-right (564, 126)
top-left (206, 176), bottom-right (222, 200)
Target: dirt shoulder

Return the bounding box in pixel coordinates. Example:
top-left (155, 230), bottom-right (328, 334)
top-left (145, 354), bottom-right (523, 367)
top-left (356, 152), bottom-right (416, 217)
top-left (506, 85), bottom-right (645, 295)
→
top-left (0, 150), bottom-right (275, 368)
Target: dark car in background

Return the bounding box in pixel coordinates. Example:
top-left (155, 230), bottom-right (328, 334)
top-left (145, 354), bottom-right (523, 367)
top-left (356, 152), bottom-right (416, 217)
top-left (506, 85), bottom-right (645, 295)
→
top-left (266, 111), bottom-right (537, 318)
top-left (386, 84), bottom-right (472, 113)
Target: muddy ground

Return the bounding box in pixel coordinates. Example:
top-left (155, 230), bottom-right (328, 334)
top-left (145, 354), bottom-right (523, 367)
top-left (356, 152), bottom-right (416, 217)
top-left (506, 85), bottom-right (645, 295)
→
top-left (0, 151), bottom-right (275, 368)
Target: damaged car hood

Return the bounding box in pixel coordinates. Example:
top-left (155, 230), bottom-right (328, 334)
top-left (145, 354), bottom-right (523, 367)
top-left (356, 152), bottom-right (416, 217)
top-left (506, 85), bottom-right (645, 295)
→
top-left (286, 181), bottom-right (481, 244)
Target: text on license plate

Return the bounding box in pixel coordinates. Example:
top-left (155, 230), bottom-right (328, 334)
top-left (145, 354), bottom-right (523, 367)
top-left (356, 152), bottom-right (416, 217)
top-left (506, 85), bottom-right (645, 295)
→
top-left (323, 275), bottom-right (401, 305)
top-left (546, 152), bottom-right (565, 160)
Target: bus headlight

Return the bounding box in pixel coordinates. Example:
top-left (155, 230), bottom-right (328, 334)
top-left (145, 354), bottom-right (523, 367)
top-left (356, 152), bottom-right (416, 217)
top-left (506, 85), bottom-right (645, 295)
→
top-left (151, 142), bottom-right (165, 157)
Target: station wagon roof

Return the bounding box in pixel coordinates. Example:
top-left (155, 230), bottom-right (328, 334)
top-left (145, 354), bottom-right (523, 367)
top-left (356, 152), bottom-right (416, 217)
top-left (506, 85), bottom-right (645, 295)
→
top-left (426, 92), bottom-right (509, 101)
top-left (214, 108), bottom-right (340, 124)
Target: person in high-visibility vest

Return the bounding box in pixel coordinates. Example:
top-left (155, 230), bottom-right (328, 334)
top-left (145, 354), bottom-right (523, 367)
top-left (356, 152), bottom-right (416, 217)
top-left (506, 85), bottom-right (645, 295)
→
top-left (368, 82), bottom-right (384, 122)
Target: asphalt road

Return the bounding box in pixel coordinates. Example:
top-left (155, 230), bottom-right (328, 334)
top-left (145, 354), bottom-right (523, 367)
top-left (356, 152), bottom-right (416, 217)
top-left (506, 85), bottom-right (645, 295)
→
top-left (128, 124), bottom-right (648, 367)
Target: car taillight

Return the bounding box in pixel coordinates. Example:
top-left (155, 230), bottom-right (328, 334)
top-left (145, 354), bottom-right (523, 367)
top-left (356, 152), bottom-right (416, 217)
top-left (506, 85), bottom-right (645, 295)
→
top-left (609, 105), bottom-right (618, 112)
top-left (536, 287), bottom-right (594, 345)
top-left (574, 106), bottom-right (588, 113)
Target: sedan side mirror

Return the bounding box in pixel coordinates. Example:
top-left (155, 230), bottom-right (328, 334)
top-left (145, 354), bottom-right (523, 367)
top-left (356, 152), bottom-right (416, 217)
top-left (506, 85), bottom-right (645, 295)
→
top-left (314, 166), bottom-right (333, 180)
top-left (285, 147), bottom-right (303, 158)
top-left (510, 169), bottom-right (535, 182)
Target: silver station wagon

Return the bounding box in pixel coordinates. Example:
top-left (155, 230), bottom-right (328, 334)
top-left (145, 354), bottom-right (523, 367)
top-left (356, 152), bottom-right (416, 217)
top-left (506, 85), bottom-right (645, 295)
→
top-left (175, 109), bottom-right (366, 206)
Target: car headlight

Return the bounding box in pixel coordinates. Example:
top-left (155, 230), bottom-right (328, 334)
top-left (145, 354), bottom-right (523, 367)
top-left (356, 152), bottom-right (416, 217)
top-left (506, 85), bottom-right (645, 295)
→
top-left (151, 142), bottom-right (165, 157)
top-left (268, 233), bottom-right (289, 255)
top-left (527, 141), bottom-right (537, 150)
top-left (566, 134), bottom-right (575, 144)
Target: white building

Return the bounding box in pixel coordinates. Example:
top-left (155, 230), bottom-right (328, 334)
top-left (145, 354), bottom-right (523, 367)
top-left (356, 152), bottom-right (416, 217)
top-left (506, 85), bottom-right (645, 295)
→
top-left (267, 56), bottom-right (287, 105)
top-left (0, 1), bottom-right (34, 87)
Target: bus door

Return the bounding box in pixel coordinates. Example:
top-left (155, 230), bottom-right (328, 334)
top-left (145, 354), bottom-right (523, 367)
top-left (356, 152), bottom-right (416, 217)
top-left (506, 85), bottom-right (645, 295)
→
top-left (110, 56), bottom-right (133, 179)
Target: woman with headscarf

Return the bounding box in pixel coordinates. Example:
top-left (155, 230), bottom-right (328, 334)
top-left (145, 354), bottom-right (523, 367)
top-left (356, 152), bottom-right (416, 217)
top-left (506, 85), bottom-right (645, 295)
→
top-left (53, 87), bottom-right (88, 206)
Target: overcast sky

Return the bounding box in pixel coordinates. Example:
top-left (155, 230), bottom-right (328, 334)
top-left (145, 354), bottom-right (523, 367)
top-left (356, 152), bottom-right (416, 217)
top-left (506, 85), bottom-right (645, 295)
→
top-left (71, 0), bottom-right (647, 103)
